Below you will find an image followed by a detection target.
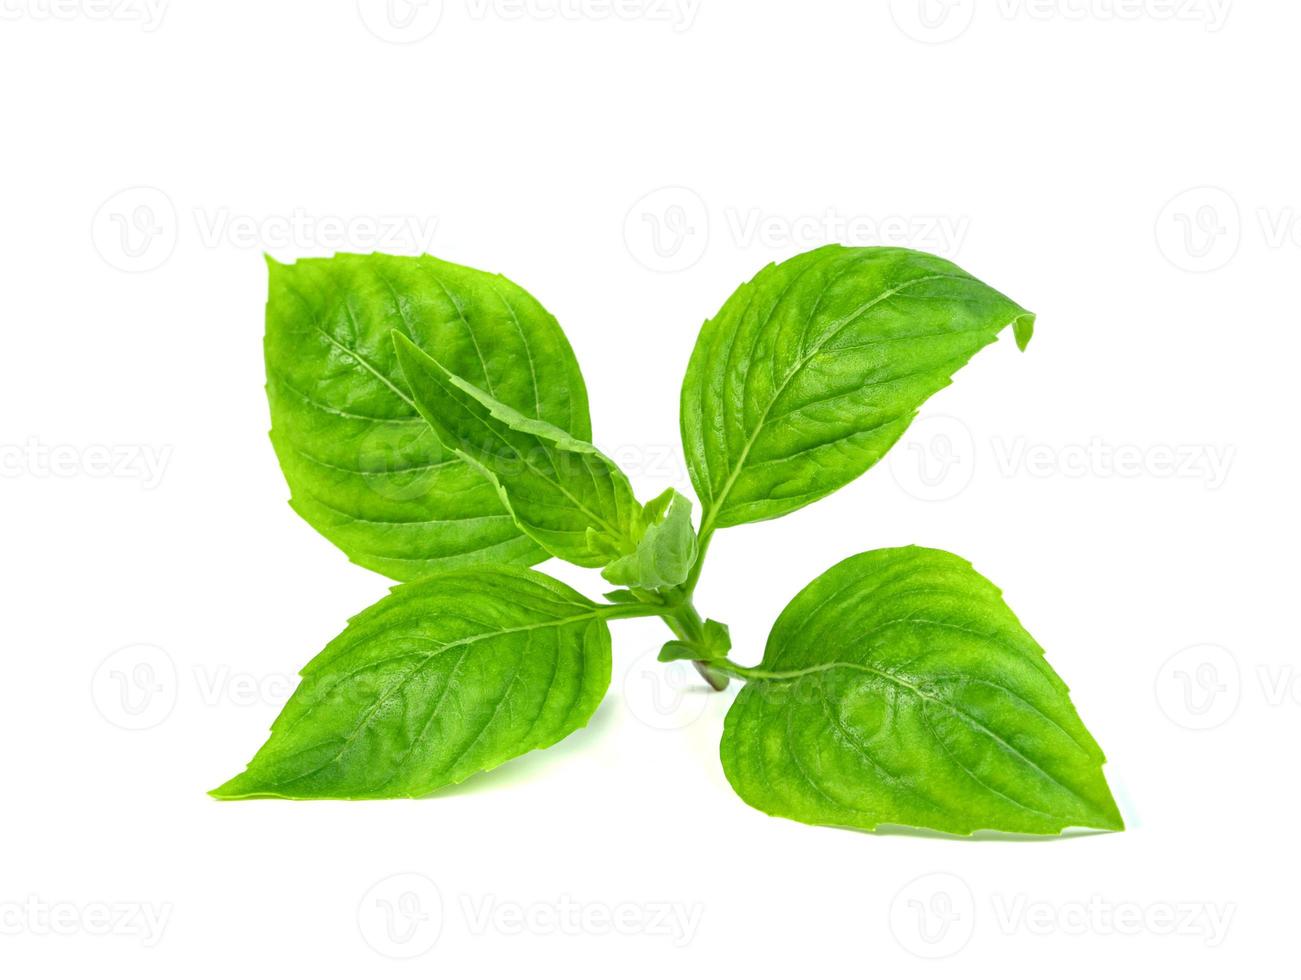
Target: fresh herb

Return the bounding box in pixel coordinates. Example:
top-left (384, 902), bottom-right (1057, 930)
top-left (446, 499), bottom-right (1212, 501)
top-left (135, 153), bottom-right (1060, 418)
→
top-left (214, 246), bottom-right (1122, 837)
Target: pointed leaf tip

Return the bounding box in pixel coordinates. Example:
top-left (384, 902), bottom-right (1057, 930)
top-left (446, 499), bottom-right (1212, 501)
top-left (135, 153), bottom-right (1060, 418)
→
top-left (1014, 311), bottom-right (1036, 351)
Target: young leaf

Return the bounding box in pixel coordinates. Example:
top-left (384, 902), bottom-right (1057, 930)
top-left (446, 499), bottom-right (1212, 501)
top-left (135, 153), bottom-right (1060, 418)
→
top-left (680, 246), bottom-right (1035, 532)
top-left (601, 589), bottom-right (643, 605)
top-left (265, 253), bottom-right (591, 580)
top-left (701, 618), bottom-right (731, 657)
top-left (657, 641), bottom-right (701, 664)
top-left (601, 489), bottom-right (698, 590)
top-left (720, 547), bottom-right (1122, 836)
top-left (658, 620), bottom-right (731, 663)
top-left (211, 566), bottom-right (612, 800)
top-left (393, 332), bottom-right (643, 567)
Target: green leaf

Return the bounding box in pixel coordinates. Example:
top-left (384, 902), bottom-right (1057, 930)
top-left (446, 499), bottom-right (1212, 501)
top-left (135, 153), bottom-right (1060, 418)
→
top-left (657, 641), bottom-right (701, 664)
top-left (211, 566), bottom-right (612, 800)
top-left (265, 253), bottom-right (592, 580)
top-left (720, 547), bottom-right (1122, 836)
top-left (392, 331), bottom-right (642, 568)
top-left (601, 489), bottom-right (698, 590)
top-left (680, 246), bottom-right (1035, 531)
top-left (701, 619), bottom-right (732, 657)
top-left (602, 589), bottom-right (643, 605)
top-left (658, 620), bottom-right (730, 663)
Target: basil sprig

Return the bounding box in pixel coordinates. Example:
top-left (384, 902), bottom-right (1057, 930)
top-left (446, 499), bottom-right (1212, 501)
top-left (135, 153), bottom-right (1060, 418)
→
top-left (216, 247), bottom-right (1122, 838)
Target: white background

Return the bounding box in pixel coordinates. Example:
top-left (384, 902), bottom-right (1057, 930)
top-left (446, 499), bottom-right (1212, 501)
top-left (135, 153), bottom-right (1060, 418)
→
top-left (1, 0), bottom-right (1295, 975)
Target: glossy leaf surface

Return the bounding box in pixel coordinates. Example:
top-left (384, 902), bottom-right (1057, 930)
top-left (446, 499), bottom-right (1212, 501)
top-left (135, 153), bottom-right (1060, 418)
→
top-left (681, 246), bottom-right (1034, 530)
top-left (212, 567), bottom-right (611, 799)
top-left (721, 547), bottom-right (1121, 836)
top-left (266, 253), bottom-right (590, 578)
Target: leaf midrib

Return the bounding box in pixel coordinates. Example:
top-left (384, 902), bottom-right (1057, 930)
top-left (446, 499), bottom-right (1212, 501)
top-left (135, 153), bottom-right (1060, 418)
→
top-left (315, 321), bottom-right (418, 412)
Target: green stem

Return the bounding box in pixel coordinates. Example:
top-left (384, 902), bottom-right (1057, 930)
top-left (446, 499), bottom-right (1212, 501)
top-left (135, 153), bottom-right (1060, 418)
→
top-left (692, 662), bottom-right (730, 691)
top-left (598, 527), bottom-right (733, 690)
top-left (658, 594), bottom-right (729, 691)
top-left (680, 528), bottom-right (713, 596)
